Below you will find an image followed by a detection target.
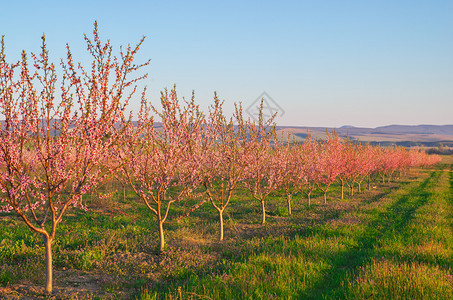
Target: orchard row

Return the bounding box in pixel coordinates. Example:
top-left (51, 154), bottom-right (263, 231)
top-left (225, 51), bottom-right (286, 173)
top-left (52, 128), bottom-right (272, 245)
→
top-left (115, 90), bottom-right (441, 249)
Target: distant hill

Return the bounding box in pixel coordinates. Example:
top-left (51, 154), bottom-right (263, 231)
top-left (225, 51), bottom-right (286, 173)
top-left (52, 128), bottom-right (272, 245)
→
top-left (3, 119), bottom-right (452, 147)
top-left (276, 124), bottom-right (453, 147)
top-left (373, 125), bottom-right (453, 135)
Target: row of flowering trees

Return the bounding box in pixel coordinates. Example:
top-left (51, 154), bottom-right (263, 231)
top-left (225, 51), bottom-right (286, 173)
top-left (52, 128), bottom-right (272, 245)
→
top-left (114, 89), bottom-right (441, 252)
top-left (0, 25), bottom-right (441, 294)
top-left (279, 134), bottom-right (441, 209)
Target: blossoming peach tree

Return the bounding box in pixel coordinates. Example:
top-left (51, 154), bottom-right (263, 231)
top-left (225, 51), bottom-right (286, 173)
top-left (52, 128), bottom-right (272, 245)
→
top-left (0, 23), bottom-right (149, 294)
top-left (197, 97), bottom-right (249, 240)
top-left (242, 101), bottom-right (281, 225)
top-left (118, 87), bottom-right (204, 252)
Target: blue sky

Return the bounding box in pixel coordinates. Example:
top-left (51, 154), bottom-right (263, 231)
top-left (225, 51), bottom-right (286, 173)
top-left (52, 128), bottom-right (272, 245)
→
top-left (1, 0), bottom-right (452, 127)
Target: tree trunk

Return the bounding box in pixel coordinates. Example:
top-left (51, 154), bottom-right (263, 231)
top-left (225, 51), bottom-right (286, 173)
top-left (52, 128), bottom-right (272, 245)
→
top-left (287, 195), bottom-right (292, 215)
top-left (308, 192), bottom-right (311, 207)
top-left (218, 209), bottom-right (224, 241)
top-left (341, 181), bottom-right (344, 199)
top-left (261, 200), bottom-right (266, 225)
top-left (44, 236), bottom-right (53, 295)
top-left (350, 184), bottom-right (354, 196)
top-left (323, 191), bottom-right (327, 204)
top-left (158, 220), bottom-right (165, 252)
top-left (358, 183), bottom-right (361, 193)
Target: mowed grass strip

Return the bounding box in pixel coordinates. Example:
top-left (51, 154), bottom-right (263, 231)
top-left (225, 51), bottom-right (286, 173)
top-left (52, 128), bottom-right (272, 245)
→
top-left (337, 164), bottom-right (453, 299)
top-left (139, 166), bottom-right (449, 299)
top-left (291, 167), bottom-right (444, 299)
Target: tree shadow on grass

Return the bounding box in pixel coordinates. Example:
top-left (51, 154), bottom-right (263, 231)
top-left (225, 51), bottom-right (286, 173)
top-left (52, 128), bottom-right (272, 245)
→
top-left (303, 170), bottom-right (441, 299)
top-left (284, 185), bottom-right (399, 243)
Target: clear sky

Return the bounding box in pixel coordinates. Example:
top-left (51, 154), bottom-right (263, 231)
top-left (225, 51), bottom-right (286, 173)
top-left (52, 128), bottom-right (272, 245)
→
top-left (1, 0), bottom-right (452, 127)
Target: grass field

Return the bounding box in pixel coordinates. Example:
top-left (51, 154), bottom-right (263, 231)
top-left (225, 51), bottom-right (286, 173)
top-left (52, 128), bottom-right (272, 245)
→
top-left (1, 156), bottom-right (452, 299)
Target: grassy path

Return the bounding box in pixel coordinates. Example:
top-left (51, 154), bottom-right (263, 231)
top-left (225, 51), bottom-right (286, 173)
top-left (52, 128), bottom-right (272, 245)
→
top-left (308, 170), bottom-right (442, 299)
top-left (322, 166), bottom-right (453, 299)
top-left (155, 164), bottom-right (453, 299)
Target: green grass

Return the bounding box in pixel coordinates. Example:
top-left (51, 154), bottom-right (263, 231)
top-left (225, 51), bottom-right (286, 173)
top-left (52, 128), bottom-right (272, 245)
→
top-left (1, 158), bottom-right (452, 299)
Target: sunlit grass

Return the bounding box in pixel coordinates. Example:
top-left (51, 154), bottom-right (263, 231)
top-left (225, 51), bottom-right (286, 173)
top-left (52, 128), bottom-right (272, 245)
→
top-left (344, 258), bottom-right (453, 299)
